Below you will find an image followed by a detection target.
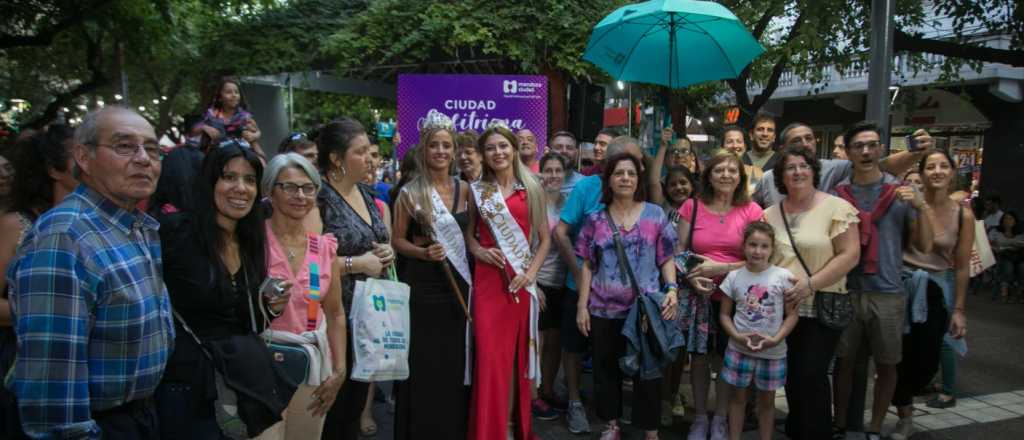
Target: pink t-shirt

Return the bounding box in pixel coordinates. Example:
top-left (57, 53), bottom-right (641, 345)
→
top-left (265, 222), bottom-right (339, 334)
top-left (678, 199), bottom-right (764, 299)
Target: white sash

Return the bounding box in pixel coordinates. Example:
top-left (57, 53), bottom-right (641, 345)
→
top-left (429, 187), bottom-right (473, 290)
top-left (470, 180), bottom-right (540, 386)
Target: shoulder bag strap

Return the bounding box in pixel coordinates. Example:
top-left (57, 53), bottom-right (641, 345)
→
top-left (606, 208), bottom-right (643, 298)
top-left (685, 198), bottom-right (697, 252)
top-left (171, 310), bottom-right (215, 361)
top-left (779, 200), bottom-right (813, 279)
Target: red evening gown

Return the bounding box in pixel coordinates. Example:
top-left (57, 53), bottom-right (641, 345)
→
top-left (467, 188), bottom-right (535, 440)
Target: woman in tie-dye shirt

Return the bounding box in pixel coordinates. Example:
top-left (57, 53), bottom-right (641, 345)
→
top-left (574, 153), bottom-right (677, 440)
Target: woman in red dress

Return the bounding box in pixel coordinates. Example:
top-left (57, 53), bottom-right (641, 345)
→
top-left (465, 125), bottom-right (551, 440)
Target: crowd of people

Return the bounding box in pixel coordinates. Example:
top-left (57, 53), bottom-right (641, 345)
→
top-left (0, 78), bottom-right (981, 440)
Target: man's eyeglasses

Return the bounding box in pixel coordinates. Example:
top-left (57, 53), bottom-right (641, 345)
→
top-left (274, 182), bottom-right (318, 197)
top-left (91, 142), bottom-right (164, 161)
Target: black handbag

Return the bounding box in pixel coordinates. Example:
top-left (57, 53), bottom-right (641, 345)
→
top-left (779, 200), bottom-right (853, 330)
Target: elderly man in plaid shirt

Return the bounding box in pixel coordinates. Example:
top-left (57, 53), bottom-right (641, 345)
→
top-left (6, 106), bottom-right (174, 439)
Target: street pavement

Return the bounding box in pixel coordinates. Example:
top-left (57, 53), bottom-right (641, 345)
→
top-left (360, 286), bottom-right (1024, 439)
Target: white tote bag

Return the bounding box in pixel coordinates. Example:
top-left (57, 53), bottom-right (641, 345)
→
top-left (350, 266), bottom-right (411, 382)
top-left (969, 220), bottom-right (996, 278)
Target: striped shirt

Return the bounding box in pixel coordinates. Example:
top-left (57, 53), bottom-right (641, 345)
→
top-left (7, 185), bottom-right (174, 439)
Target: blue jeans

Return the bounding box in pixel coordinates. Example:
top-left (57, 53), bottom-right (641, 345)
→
top-left (996, 257), bottom-right (1024, 287)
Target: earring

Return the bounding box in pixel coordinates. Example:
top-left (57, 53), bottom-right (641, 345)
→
top-left (340, 166), bottom-right (347, 177)
top-left (329, 169), bottom-right (340, 181)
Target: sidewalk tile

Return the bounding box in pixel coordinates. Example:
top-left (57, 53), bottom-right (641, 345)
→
top-left (1002, 403), bottom-right (1024, 415)
top-left (914, 413), bottom-right (974, 430)
top-left (957, 406), bottom-right (1019, 423)
top-left (975, 392), bottom-right (1024, 406)
top-left (950, 397), bottom-right (989, 410)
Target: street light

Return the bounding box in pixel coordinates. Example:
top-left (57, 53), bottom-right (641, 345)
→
top-left (616, 81), bottom-right (625, 90)
top-left (709, 116), bottom-right (715, 123)
top-left (114, 94), bottom-right (123, 101)
top-left (152, 99), bottom-right (159, 105)
top-left (138, 106), bottom-right (146, 112)
top-left (161, 96), bottom-right (168, 101)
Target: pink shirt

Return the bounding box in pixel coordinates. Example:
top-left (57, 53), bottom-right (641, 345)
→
top-left (265, 222), bottom-right (339, 334)
top-left (678, 199), bottom-right (764, 299)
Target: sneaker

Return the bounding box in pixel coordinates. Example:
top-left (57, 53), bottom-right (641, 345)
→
top-left (888, 416), bottom-right (915, 440)
top-left (541, 394), bottom-right (569, 412)
top-left (926, 394), bottom-right (957, 409)
top-left (599, 424), bottom-right (621, 440)
top-left (567, 400), bottom-right (591, 434)
top-left (687, 414), bottom-right (709, 440)
top-left (532, 398), bottom-right (558, 421)
top-left (661, 400), bottom-right (673, 427)
top-left (865, 432), bottom-right (881, 440)
top-left (709, 414), bottom-right (728, 440)
top-left (672, 394), bottom-right (686, 417)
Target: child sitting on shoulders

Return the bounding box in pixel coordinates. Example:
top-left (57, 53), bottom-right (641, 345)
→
top-left (718, 221), bottom-right (799, 440)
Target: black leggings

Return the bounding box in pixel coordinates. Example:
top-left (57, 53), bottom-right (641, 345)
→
top-left (783, 317), bottom-right (843, 440)
top-left (591, 316), bottom-right (661, 430)
top-left (892, 282), bottom-right (948, 407)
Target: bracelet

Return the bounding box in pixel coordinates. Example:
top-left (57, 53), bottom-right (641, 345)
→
top-left (954, 307), bottom-right (966, 313)
top-left (664, 282), bottom-right (679, 291)
top-left (345, 256), bottom-right (353, 274)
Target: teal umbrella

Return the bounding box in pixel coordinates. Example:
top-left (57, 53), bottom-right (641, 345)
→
top-left (583, 0), bottom-right (765, 89)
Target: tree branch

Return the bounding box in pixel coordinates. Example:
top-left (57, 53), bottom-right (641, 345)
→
top-left (894, 29), bottom-right (1024, 67)
top-left (0, 1), bottom-right (115, 50)
top-left (25, 31), bottom-right (110, 129)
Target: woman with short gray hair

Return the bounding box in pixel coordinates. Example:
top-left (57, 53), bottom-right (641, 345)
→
top-left (262, 152), bottom-right (348, 440)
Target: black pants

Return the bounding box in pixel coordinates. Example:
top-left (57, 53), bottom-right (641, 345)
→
top-left (92, 398), bottom-right (160, 440)
top-left (591, 316), bottom-right (660, 430)
top-left (322, 323), bottom-right (370, 440)
top-left (892, 283), bottom-right (948, 407)
top-left (783, 317), bottom-right (843, 440)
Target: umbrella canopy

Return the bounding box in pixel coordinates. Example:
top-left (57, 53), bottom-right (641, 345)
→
top-left (583, 0), bottom-right (765, 89)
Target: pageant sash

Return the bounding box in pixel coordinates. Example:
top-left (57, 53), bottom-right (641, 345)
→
top-left (470, 180), bottom-right (540, 385)
top-left (429, 187), bottom-right (473, 290)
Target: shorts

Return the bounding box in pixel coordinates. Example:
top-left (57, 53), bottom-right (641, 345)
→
top-left (538, 284), bottom-right (566, 331)
top-left (837, 291), bottom-right (906, 365)
top-left (720, 347), bottom-right (787, 391)
top-left (560, 289), bottom-right (590, 353)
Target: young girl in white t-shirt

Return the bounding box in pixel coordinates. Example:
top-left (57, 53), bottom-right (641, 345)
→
top-left (718, 221), bottom-right (799, 440)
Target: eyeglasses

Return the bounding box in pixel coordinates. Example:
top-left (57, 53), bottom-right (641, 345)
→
top-left (275, 182), bottom-right (318, 197)
top-left (91, 141), bottom-right (163, 161)
top-left (669, 149), bottom-right (692, 157)
top-left (784, 163), bottom-right (812, 173)
top-left (849, 141), bottom-right (881, 151)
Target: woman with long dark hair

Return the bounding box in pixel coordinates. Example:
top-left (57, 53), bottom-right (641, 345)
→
top-left (316, 118), bottom-right (393, 440)
top-left (889, 150), bottom-right (972, 439)
top-left (197, 77), bottom-right (267, 160)
top-left (156, 141), bottom-right (294, 439)
top-left (0, 125), bottom-right (75, 439)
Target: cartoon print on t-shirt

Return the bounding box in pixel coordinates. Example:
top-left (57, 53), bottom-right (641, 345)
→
top-left (743, 284), bottom-right (777, 323)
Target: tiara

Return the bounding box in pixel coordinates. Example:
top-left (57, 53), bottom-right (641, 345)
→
top-left (422, 110), bottom-right (454, 131)
top-left (485, 119), bottom-right (511, 131)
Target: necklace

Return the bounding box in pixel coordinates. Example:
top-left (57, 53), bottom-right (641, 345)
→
top-left (707, 201), bottom-right (730, 224)
top-left (785, 211), bottom-right (805, 229)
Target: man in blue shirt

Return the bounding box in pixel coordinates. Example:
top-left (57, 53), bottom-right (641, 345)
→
top-left (553, 136), bottom-right (645, 435)
top-left (8, 107), bottom-right (174, 439)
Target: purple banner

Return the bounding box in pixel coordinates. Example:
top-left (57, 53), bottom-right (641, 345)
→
top-left (397, 74), bottom-right (548, 159)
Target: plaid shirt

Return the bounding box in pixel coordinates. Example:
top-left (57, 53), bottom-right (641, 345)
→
top-left (7, 185), bottom-right (174, 439)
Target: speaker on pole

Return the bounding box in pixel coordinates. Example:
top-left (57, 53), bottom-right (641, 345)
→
top-left (568, 82), bottom-right (605, 143)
